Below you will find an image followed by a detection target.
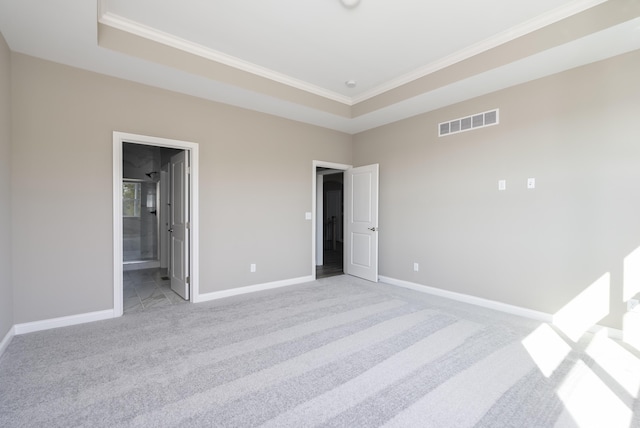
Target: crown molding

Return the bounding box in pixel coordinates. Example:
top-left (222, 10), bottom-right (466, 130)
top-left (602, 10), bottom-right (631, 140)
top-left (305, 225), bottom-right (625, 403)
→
top-left (351, 0), bottom-right (608, 104)
top-left (99, 0), bottom-right (605, 109)
top-left (98, 11), bottom-right (354, 106)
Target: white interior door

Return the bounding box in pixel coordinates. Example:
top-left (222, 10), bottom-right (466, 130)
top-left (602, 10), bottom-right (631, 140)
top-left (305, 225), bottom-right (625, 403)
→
top-left (170, 151), bottom-right (189, 300)
top-left (345, 164), bottom-right (379, 282)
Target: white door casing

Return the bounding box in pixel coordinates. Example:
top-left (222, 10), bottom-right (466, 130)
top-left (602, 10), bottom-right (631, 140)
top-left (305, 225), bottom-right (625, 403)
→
top-left (170, 151), bottom-right (189, 300)
top-left (113, 131), bottom-right (199, 317)
top-left (316, 174), bottom-right (324, 266)
top-left (345, 164), bottom-right (379, 282)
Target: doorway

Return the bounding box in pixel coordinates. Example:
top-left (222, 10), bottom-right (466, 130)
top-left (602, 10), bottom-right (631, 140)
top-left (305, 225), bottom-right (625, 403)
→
top-left (312, 160), bottom-right (380, 282)
top-left (316, 169), bottom-right (344, 278)
top-left (312, 161), bottom-right (350, 279)
top-left (121, 143), bottom-right (184, 313)
top-left (113, 132), bottom-right (199, 317)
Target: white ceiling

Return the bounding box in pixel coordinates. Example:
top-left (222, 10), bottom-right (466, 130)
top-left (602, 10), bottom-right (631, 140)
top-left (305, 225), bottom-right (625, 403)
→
top-left (1, 0), bottom-right (639, 133)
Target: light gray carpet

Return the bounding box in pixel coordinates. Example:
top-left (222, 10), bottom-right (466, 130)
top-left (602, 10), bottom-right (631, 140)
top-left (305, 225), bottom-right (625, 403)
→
top-left (1, 275), bottom-right (638, 427)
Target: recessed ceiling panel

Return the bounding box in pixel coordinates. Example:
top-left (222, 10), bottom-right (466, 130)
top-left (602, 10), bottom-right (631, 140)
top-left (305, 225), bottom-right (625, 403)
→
top-left (102, 0), bottom-right (581, 98)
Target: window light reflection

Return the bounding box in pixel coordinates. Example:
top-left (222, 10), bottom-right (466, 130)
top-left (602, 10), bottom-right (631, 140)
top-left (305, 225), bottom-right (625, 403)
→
top-left (553, 273), bottom-right (610, 342)
top-left (557, 360), bottom-right (632, 428)
top-left (586, 329), bottom-right (640, 398)
top-left (522, 324), bottom-right (571, 377)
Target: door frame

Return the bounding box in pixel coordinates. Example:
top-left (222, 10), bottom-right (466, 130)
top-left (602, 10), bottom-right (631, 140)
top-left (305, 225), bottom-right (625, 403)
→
top-left (113, 132), bottom-right (199, 317)
top-left (312, 160), bottom-right (351, 279)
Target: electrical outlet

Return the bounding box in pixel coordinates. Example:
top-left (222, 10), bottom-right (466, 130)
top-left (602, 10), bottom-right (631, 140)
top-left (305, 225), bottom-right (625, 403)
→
top-left (628, 299), bottom-right (639, 312)
top-left (527, 178), bottom-right (536, 189)
top-left (413, 262), bottom-right (419, 272)
top-left (250, 263), bottom-right (256, 273)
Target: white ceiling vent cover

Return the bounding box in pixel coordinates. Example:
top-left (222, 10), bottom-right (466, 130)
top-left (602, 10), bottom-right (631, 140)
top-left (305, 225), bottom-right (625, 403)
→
top-left (439, 109), bottom-right (499, 137)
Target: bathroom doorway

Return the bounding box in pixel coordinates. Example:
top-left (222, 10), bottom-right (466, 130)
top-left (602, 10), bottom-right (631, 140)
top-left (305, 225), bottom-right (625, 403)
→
top-left (113, 132), bottom-right (200, 317)
top-left (121, 142), bottom-right (185, 313)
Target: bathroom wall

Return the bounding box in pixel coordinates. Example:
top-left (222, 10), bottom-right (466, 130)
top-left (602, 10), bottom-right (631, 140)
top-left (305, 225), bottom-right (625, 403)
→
top-left (123, 143), bottom-right (161, 262)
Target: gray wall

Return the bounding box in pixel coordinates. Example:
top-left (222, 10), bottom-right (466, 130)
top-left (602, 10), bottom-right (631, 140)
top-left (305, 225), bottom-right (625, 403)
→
top-left (353, 50), bottom-right (640, 330)
top-left (7, 41), bottom-right (639, 332)
top-left (11, 53), bottom-right (352, 324)
top-left (0, 31), bottom-right (13, 339)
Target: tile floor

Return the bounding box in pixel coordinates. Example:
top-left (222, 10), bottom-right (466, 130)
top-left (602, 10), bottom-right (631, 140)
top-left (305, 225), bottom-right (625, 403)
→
top-left (123, 268), bottom-right (188, 314)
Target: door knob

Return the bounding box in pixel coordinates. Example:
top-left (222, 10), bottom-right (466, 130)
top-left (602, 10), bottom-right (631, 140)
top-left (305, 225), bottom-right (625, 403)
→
top-left (168, 228), bottom-right (173, 233)
top-left (368, 227), bottom-right (378, 232)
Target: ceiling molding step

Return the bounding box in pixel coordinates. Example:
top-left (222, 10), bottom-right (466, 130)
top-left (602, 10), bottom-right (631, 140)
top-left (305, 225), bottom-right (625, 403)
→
top-left (351, 0), bottom-right (608, 104)
top-left (352, 0), bottom-right (640, 118)
top-left (98, 11), bottom-right (354, 106)
top-left (97, 22), bottom-right (353, 119)
top-left (98, 0), bottom-right (607, 109)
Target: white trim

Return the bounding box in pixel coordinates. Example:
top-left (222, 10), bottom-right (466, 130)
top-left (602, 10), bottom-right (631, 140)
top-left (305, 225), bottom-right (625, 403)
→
top-left (312, 161), bottom-right (351, 280)
top-left (590, 324), bottom-right (623, 341)
top-left (316, 175), bottom-right (324, 266)
top-left (380, 276), bottom-right (551, 322)
top-left (380, 276), bottom-right (623, 340)
top-left (13, 310), bottom-right (114, 335)
top-left (113, 139), bottom-right (123, 316)
top-left (351, 0), bottom-right (608, 104)
top-left (195, 276), bottom-right (314, 303)
top-left (113, 132), bottom-right (200, 317)
top-left (98, 12), bottom-right (352, 106)
top-left (0, 326), bottom-right (15, 358)
top-left (98, 1), bottom-right (604, 107)
top-left (123, 260), bottom-right (161, 271)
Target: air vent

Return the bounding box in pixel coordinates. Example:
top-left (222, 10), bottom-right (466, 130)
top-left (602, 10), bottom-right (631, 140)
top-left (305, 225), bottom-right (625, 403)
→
top-left (439, 109), bottom-right (499, 137)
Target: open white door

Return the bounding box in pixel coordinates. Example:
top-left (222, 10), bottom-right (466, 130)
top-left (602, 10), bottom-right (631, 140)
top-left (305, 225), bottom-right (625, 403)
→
top-left (345, 164), bottom-right (379, 282)
top-left (170, 151), bottom-right (189, 300)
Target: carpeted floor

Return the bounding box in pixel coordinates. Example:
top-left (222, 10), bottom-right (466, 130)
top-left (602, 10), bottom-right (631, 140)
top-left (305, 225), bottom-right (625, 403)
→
top-left (1, 275), bottom-right (638, 427)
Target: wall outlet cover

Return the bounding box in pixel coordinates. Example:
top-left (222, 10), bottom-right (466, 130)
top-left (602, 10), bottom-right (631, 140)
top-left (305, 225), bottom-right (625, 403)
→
top-left (527, 178), bottom-right (536, 189)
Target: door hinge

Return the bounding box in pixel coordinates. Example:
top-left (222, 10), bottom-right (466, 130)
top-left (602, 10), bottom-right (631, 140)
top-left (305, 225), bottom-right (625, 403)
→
top-left (186, 222), bottom-right (190, 230)
top-left (186, 276), bottom-right (190, 284)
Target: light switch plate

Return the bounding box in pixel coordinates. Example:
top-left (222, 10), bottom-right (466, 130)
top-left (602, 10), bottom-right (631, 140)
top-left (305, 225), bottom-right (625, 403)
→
top-left (305, 212), bottom-right (312, 220)
top-left (498, 180), bottom-right (506, 191)
top-left (527, 178), bottom-right (536, 189)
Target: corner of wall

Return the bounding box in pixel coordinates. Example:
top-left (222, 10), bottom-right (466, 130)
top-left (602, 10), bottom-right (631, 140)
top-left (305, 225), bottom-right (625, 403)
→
top-left (0, 325), bottom-right (14, 359)
top-left (0, 29), bottom-right (15, 345)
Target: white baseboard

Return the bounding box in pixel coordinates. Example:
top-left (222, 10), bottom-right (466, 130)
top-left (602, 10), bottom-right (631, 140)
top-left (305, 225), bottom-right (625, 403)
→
top-left (380, 276), bottom-right (623, 340)
top-left (3, 276), bottom-right (623, 345)
top-left (123, 260), bottom-right (160, 271)
top-left (8, 276), bottom-right (313, 337)
top-left (0, 325), bottom-right (15, 358)
top-left (13, 309), bottom-right (115, 335)
top-left (195, 276), bottom-right (314, 303)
